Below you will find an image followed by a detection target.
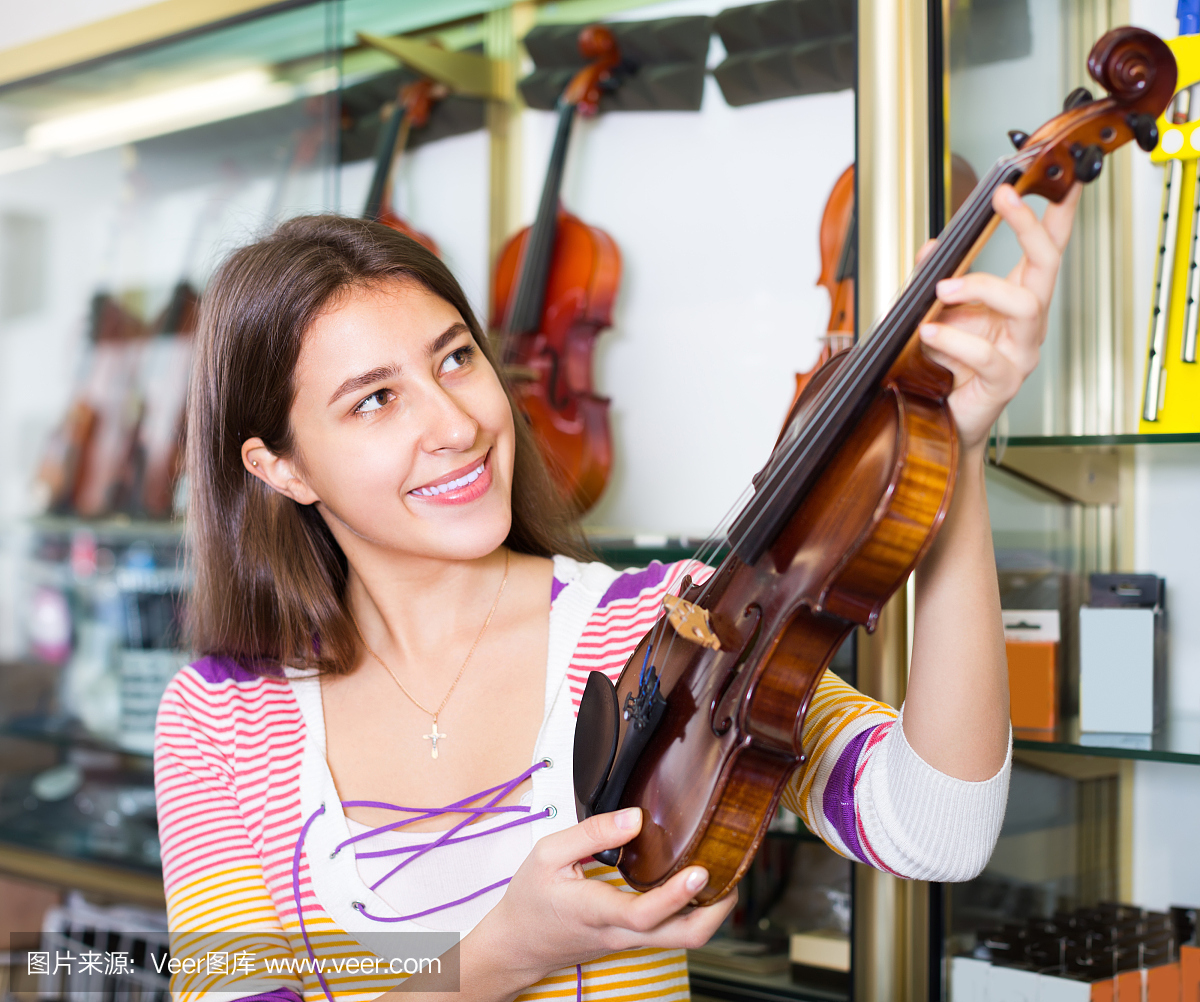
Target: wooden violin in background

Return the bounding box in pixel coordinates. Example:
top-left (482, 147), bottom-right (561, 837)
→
top-left (491, 25), bottom-right (623, 514)
top-left (789, 156), bottom-right (980, 417)
top-left (790, 164), bottom-right (856, 411)
top-left (362, 76), bottom-right (444, 255)
top-left (574, 26), bottom-right (1173, 901)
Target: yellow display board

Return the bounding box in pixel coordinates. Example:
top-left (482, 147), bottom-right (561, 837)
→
top-left (1141, 34), bottom-right (1200, 433)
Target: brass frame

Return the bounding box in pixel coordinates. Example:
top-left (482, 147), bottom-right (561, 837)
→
top-left (856, 0), bottom-right (933, 997)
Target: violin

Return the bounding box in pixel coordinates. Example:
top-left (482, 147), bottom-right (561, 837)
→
top-left (790, 164), bottom-right (856, 412)
top-left (363, 77), bottom-right (443, 255)
top-left (574, 27), bottom-right (1173, 901)
top-left (490, 25), bottom-right (623, 514)
top-left (789, 156), bottom-right (979, 418)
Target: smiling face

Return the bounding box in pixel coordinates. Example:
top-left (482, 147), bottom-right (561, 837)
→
top-left (279, 276), bottom-right (516, 565)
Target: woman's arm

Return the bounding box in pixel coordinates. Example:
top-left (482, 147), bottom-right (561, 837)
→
top-left (154, 670), bottom-right (309, 1002)
top-left (903, 181), bottom-right (1081, 780)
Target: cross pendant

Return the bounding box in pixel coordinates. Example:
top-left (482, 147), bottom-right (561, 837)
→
top-left (423, 718), bottom-right (446, 760)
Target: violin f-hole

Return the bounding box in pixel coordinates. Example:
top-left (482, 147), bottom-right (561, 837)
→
top-left (710, 604), bottom-right (763, 736)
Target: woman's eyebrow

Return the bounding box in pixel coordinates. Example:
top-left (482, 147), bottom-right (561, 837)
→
top-left (328, 363), bottom-right (401, 406)
top-left (427, 322), bottom-right (470, 358)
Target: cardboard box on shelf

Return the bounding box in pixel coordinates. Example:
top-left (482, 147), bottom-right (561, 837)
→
top-left (1002, 610), bottom-right (1060, 730)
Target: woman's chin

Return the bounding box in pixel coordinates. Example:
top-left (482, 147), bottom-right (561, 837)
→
top-left (399, 505), bottom-right (513, 563)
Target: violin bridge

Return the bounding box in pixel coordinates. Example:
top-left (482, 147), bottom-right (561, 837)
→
top-left (662, 594), bottom-right (722, 650)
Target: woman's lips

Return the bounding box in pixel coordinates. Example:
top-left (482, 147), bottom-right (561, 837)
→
top-left (408, 452), bottom-right (492, 505)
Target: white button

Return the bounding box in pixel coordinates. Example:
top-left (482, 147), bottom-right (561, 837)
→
top-left (1164, 128), bottom-right (1184, 154)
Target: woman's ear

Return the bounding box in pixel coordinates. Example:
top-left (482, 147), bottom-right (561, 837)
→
top-left (241, 437), bottom-right (320, 505)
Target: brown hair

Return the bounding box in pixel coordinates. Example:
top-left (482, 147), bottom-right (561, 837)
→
top-left (185, 214), bottom-right (589, 676)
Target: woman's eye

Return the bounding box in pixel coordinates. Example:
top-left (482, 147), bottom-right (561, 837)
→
top-left (440, 345), bottom-right (475, 375)
top-left (354, 389), bottom-right (392, 415)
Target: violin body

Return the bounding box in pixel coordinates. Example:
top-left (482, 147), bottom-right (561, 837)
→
top-left (492, 208), bottom-right (620, 511)
top-left (573, 25), bottom-right (1176, 903)
top-left (604, 344), bottom-right (955, 901)
top-left (378, 207), bottom-right (440, 256)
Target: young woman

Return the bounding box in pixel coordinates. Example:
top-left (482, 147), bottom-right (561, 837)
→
top-left (154, 181), bottom-right (1079, 1002)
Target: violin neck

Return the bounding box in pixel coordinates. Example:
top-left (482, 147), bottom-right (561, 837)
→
top-left (363, 101), bottom-right (409, 221)
top-left (504, 102), bottom-right (577, 339)
top-left (726, 157), bottom-right (1023, 567)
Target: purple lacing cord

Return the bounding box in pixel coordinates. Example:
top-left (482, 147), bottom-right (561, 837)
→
top-left (291, 760), bottom-right (590, 1000)
top-left (291, 804), bottom-right (336, 1002)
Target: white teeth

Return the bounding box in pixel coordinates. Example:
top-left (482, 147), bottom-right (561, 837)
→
top-left (412, 462), bottom-right (485, 497)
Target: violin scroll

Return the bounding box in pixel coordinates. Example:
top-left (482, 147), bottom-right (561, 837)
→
top-left (1088, 26), bottom-right (1173, 105)
top-left (1013, 27), bottom-right (1175, 201)
top-left (562, 25), bottom-right (621, 115)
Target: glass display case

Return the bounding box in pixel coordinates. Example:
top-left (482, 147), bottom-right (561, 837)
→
top-left (933, 0), bottom-right (1200, 997)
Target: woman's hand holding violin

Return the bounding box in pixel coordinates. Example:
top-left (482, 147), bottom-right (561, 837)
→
top-left (456, 807), bottom-right (735, 1000)
top-left (916, 181), bottom-right (1082, 453)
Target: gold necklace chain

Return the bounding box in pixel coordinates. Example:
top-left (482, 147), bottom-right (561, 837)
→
top-left (351, 548), bottom-right (510, 760)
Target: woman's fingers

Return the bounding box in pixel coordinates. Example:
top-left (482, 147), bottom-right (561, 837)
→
top-left (535, 809), bottom-right (642, 871)
top-left (577, 862), bottom-right (712, 932)
top-left (915, 237), bottom-right (939, 266)
top-left (1041, 180), bottom-right (1083, 252)
top-left (991, 184), bottom-right (1067, 303)
top-left (633, 886), bottom-right (740, 950)
top-left (919, 322), bottom-right (1025, 388)
top-left (936, 272), bottom-right (1041, 327)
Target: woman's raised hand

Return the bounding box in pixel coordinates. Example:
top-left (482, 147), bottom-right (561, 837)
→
top-left (474, 807), bottom-right (736, 990)
top-left (916, 181), bottom-right (1082, 453)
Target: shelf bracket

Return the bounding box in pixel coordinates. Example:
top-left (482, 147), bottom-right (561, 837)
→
top-left (357, 31), bottom-right (513, 101)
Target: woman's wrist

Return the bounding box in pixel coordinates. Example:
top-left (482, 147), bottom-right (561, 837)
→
top-left (381, 914), bottom-right (543, 1002)
top-left (958, 438), bottom-right (988, 472)
top-left (459, 909), bottom-right (548, 1000)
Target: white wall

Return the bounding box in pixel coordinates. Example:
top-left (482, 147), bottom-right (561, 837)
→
top-left (0, 0), bottom-right (154, 50)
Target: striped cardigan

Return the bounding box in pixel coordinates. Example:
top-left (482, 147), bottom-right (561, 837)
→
top-left (154, 556), bottom-right (1009, 1001)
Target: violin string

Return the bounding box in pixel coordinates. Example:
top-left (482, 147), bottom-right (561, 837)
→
top-left (723, 153), bottom-right (1032, 565)
top-left (648, 481), bottom-right (756, 692)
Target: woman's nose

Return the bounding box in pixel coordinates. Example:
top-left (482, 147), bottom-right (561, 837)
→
top-left (417, 381), bottom-right (479, 453)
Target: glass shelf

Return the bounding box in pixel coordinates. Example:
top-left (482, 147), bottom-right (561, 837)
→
top-left (1012, 715), bottom-right (1200, 765)
top-left (1, 716), bottom-right (153, 762)
top-left (587, 534), bottom-right (724, 569)
top-left (992, 433), bottom-right (1200, 447)
top-left (689, 963), bottom-right (847, 1002)
top-left (0, 769), bottom-right (160, 875)
top-left (28, 515), bottom-right (186, 542)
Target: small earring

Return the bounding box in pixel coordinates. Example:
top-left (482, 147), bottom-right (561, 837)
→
top-left (252, 461), bottom-right (259, 468)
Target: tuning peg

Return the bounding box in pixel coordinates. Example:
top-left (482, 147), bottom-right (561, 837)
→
top-left (1008, 130), bottom-right (1030, 150)
top-left (1126, 112), bottom-right (1159, 152)
top-left (1063, 87), bottom-right (1094, 111)
top-left (1073, 144), bottom-right (1104, 183)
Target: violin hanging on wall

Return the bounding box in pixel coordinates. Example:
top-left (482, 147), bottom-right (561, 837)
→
top-left (362, 77), bottom-right (443, 256)
top-left (788, 156), bottom-right (979, 422)
top-left (490, 25), bottom-right (624, 514)
top-left (788, 164), bottom-right (856, 414)
top-left (573, 27), bottom-right (1172, 901)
